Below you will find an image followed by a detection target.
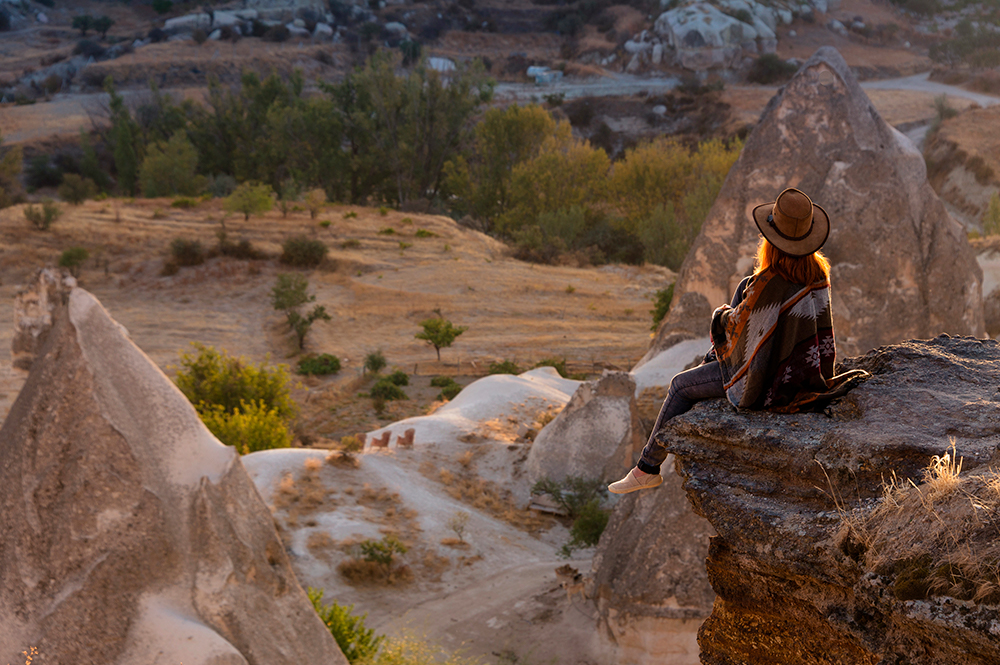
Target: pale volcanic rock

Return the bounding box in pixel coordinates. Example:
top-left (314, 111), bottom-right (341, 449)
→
top-left (0, 289), bottom-right (347, 665)
top-left (661, 335), bottom-right (1000, 664)
top-left (526, 371), bottom-right (644, 484)
top-left (642, 47), bottom-right (984, 367)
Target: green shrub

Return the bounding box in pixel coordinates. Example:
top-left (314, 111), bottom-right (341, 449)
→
top-left (224, 182), bottom-right (274, 220)
top-left (216, 231), bottom-right (263, 259)
top-left (488, 359), bottom-right (520, 375)
top-left (281, 235), bottom-right (328, 267)
top-left (307, 588), bottom-right (383, 664)
top-left (371, 378), bottom-right (407, 401)
top-left (414, 228), bottom-right (437, 237)
top-left (174, 343), bottom-right (297, 421)
top-left (566, 498), bottom-right (609, 549)
top-left (58, 246), bottom-right (89, 277)
top-left (171, 196), bottom-right (199, 208)
top-left (439, 383), bottom-right (462, 401)
top-left (342, 239), bottom-right (361, 249)
top-left (139, 133), bottom-right (206, 198)
top-left (26, 155), bottom-right (63, 189)
top-left (24, 200), bottom-right (61, 230)
top-left (297, 353), bottom-right (342, 375)
top-left (364, 350), bottom-right (387, 374)
top-left (170, 238), bottom-right (205, 266)
top-left (650, 284), bottom-right (674, 331)
top-left (429, 375), bottom-right (454, 388)
top-left (271, 273), bottom-right (331, 349)
top-left (387, 370), bottom-right (409, 386)
top-left (746, 53), bottom-right (798, 85)
top-left (343, 211), bottom-right (358, 219)
top-left (415, 317), bottom-right (467, 361)
top-left (360, 535), bottom-right (407, 569)
top-left (534, 357), bottom-right (567, 377)
top-left (533, 476), bottom-right (610, 555)
top-left (984, 192), bottom-right (1000, 237)
top-left (199, 399), bottom-right (293, 454)
top-left (58, 173), bottom-right (97, 204)
top-left (378, 227), bottom-right (396, 235)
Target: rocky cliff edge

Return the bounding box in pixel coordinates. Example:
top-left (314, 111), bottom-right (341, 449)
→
top-left (660, 335), bottom-right (1000, 664)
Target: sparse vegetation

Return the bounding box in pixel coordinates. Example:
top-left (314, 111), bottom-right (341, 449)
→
top-left (650, 284), bottom-right (674, 331)
top-left (170, 238), bottom-right (205, 267)
top-left (23, 200), bottom-right (61, 230)
top-left (308, 588), bottom-right (384, 664)
top-left (58, 247), bottom-right (89, 277)
top-left (746, 53), bottom-right (798, 84)
top-left (416, 316), bottom-right (467, 361)
top-left (533, 357), bottom-right (567, 378)
top-left (58, 173), bottom-right (98, 205)
top-left (984, 192), bottom-right (1000, 237)
top-left (370, 378), bottom-right (408, 401)
top-left (488, 360), bottom-right (521, 375)
top-left (339, 535), bottom-right (411, 585)
top-left (447, 510), bottom-right (470, 542)
top-left (430, 375), bottom-right (462, 400)
top-left (280, 236), bottom-right (328, 268)
top-left (297, 353), bottom-right (342, 375)
top-left (271, 273), bottom-right (330, 350)
top-left (532, 476), bottom-right (610, 555)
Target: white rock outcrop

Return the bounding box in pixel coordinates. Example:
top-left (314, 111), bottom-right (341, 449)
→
top-left (0, 288), bottom-right (348, 665)
top-left (654, 2), bottom-right (776, 71)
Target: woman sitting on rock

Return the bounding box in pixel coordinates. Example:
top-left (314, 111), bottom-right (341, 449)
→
top-left (610, 187), bottom-right (845, 494)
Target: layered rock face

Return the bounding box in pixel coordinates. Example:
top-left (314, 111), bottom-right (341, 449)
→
top-left (526, 371), bottom-right (644, 484)
top-left (643, 47), bottom-right (984, 365)
top-left (0, 289), bottom-right (346, 665)
top-left (660, 335), bottom-right (1000, 664)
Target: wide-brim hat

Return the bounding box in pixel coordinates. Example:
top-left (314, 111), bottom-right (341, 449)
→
top-left (751, 188), bottom-right (830, 257)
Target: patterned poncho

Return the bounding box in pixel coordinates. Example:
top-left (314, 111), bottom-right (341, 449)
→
top-left (710, 268), bottom-right (835, 410)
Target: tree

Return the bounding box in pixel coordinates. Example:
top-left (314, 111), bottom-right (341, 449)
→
top-left (139, 132), bottom-right (206, 197)
top-left (105, 77), bottom-right (142, 195)
top-left (271, 274), bottom-right (330, 350)
top-left (59, 247), bottom-right (90, 277)
top-left (93, 15), bottom-right (114, 38)
top-left (305, 188), bottom-right (326, 219)
top-left (72, 15), bottom-right (94, 36)
top-left (0, 133), bottom-right (24, 209)
top-left (58, 173), bottom-right (98, 204)
top-left (224, 182), bottom-right (274, 220)
top-left (415, 316), bottom-right (467, 361)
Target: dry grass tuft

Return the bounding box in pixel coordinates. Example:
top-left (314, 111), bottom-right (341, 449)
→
top-left (440, 537), bottom-right (470, 549)
top-left (437, 468), bottom-right (552, 533)
top-left (337, 558), bottom-right (414, 586)
top-left (307, 531), bottom-right (336, 560)
top-left (304, 457), bottom-right (323, 472)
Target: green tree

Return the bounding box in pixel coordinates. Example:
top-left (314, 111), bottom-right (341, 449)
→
top-left (277, 179), bottom-right (299, 217)
top-left (442, 104), bottom-right (556, 231)
top-left (198, 399), bottom-right (293, 454)
top-left (307, 589), bottom-right (384, 664)
top-left (58, 246), bottom-right (89, 277)
top-left (105, 77), bottom-right (143, 195)
top-left (984, 192), bottom-right (1000, 236)
top-left (224, 182), bottom-right (274, 220)
top-left (415, 316), bottom-right (467, 361)
top-left (93, 15), bottom-right (114, 38)
top-left (139, 132), bottom-right (206, 197)
top-left (79, 130), bottom-right (111, 192)
top-left (72, 15), bottom-right (94, 36)
top-left (0, 133), bottom-right (24, 209)
top-left (58, 173), bottom-right (98, 204)
top-left (271, 274), bottom-right (330, 350)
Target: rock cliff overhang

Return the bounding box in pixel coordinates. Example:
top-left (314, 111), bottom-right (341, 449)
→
top-left (662, 335), bottom-right (1000, 664)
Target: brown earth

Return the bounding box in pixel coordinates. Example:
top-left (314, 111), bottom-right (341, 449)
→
top-left (0, 199), bottom-right (671, 434)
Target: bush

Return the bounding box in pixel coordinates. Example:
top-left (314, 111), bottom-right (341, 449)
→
top-left (152, 0), bottom-right (173, 14)
top-left (360, 535), bottom-right (407, 569)
top-left (139, 133), bottom-right (206, 198)
top-left (281, 235), bottom-right (328, 267)
top-left (566, 498), bottom-right (609, 549)
top-left (364, 350), bottom-right (387, 374)
top-left (224, 182), bottom-right (274, 220)
top-left (171, 197), bottom-right (198, 208)
top-left (305, 188), bottom-right (326, 219)
top-left (387, 370), bottom-right (409, 386)
top-left (488, 359), bottom-right (520, 374)
top-left (170, 238), bottom-right (205, 266)
top-left (58, 173), bottom-right (97, 204)
top-left (371, 378), bottom-right (407, 400)
top-left (297, 353), bottom-right (342, 375)
top-left (148, 27), bottom-right (167, 42)
top-left (199, 399), bottom-right (293, 454)
top-left (192, 28), bottom-right (208, 44)
top-left (217, 232), bottom-right (263, 259)
top-left (414, 228), bottom-right (437, 237)
top-left (429, 375), bottom-right (455, 388)
top-left (271, 273), bottom-right (330, 349)
top-left (58, 246), bottom-right (89, 277)
top-left (173, 343), bottom-right (297, 421)
top-left (24, 200), bottom-right (62, 230)
top-left (308, 588), bottom-right (383, 664)
top-left (650, 284), bottom-right (674, 331)
top-left (439, 382), bottom-right (462, 400)
top-left (984, 192), bottom-right (1000, 237)
top-left (74, 39), bottom-right (106, 57)
top-left (263, 24), bottom-right (290, 42)
top-left (26, 155), bottom-right (63, 189)
top-left (207, 174), bottom-right (238, 198)
top-left (746, 53), bottom-right (798, 85)
top-left (534, 357), bottom-right (567, 377)
top-left (533, 476), bottom-right (610, 554)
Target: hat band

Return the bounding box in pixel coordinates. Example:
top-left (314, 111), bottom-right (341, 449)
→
top-left (767, 213), bottom-right (814, 242)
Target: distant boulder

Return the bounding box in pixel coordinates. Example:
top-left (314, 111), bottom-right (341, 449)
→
top-left (654, 2), bottom-right (775, 71)
top-left (163, 12), bottom-right (211, 33)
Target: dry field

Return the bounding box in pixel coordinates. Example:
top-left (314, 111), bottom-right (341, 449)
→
top-left (0, 198), bottom-right (671, 435)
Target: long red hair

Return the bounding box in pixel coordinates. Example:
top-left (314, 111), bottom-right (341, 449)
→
top-left (753, 237), bottom-right (830, 285)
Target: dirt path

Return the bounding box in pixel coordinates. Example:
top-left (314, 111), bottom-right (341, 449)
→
top-left (860, 72), bottom-right (1000, 107)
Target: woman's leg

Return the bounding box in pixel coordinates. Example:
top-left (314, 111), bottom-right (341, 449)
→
top-left (636, 361), bottom-right (725, 474)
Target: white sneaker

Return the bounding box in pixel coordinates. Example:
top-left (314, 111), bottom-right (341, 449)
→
top-left (608, 468), bottom-right (663, 494)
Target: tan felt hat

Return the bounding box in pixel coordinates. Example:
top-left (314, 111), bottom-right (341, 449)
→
top-left (751, 188), bottom-right (830, 257)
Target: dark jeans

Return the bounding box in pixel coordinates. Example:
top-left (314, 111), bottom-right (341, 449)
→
top-left (637, 361), bottom-right (725, 474)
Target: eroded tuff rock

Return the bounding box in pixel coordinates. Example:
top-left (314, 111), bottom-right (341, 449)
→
top-left (660, 335), bottom-right (1000, 664)
top-left (591, 462), bottom-right (716, 664)
top-left (526, 371), bottom-right (644, 484)
top-left (0, 289), bottom-right (347, 665)
top-left (11, 267), bottom-right (74, 371)
top-left (643, 47), bottom-right (983, 365)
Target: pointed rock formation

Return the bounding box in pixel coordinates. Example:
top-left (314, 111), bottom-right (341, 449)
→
top-left (526, 371), bottom-right (644, 484)
top-left (642, 47), bottom-right (983, 366)
top-left (662, 335), bottom-right (1000, 663)
top-left (0, 289), bottom-right (347, 665)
